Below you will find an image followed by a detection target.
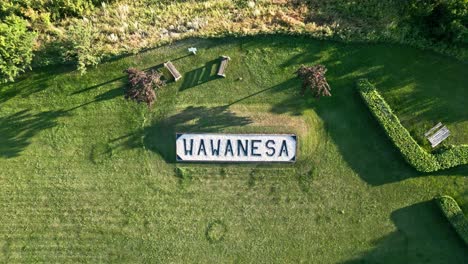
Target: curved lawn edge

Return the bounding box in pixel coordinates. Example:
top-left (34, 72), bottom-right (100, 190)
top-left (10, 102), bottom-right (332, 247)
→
top-left (356, 79), bottom-right (468, 172)
top-left (434, 195), bottom-right (468, 245)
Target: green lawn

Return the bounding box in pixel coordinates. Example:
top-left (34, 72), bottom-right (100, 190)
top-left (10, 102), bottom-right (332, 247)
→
top-left (0, 36), bottom-right (467, 263)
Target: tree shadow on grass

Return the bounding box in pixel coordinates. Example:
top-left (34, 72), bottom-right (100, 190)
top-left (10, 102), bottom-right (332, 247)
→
top-left (0, 109), bottom-right (68, 158)
top-left (269, 68), bottom-right (419, 185)
top-left (341, 201), bottom-right (468, 263)
top-left (267, 41), bottom-right (468, 185)
top-left (0, 65), bottom-right (75, 104)
top-left (113, 105), bottom-right (252, 163)
top-left (69, 63), bottom-right (166, 97)
top-left (67, 86), bottom-right (124, 111)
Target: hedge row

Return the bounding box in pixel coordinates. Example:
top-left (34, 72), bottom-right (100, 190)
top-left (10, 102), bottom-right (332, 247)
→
top-left (434, 195), bottom-right (468, 245)
top-left (435, 145), bottom-right (468, 170)
top-left (356, 79), bottom-right (468, 172)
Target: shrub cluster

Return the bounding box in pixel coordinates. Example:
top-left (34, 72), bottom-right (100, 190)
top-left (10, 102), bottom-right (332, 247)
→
top-left (1, 0), bottom-right (466, 82)
top-left (357, 79), bottom-right (468, 172)
top-left (404, 0), bottom-right (467, 44)
top-left (435, 145), bottom-right (468, 170)
top-left (1, 0), bottom-right (113, 21)
top-left (0, 15), bottom-right (36, 83)
top-left (434, 195), bottom-right (468, 245)
top-left (296, 64), bottom-right (331, 98)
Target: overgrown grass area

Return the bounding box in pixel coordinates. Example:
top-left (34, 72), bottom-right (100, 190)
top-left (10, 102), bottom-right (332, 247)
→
top-left (0, 36), bottom-right (467, 262)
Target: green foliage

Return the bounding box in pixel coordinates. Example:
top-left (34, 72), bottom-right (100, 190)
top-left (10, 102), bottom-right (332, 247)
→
top-left (0, 0), bottom-right (115, 21)
top-left (0, 36), bottom-right (467, 262)
top-left (357, 79), bottom-right (468, 172)
top-left (404, 0), bottom-right (468, 43)
top-left (357, 79), bottom-right (440, 172)
top-left (0, 15), bottom-right (36, 83)
top-left (434, 195), bottom-right (468, 245)
top-left (435, 145), bottom-right (468, 169)
top-left (65, 18), bottom-right (103, 74)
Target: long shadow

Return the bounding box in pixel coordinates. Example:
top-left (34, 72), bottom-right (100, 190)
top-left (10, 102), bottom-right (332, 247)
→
top-left (179, 59), bottom-right (220, 91)
top-left (70, 76), bottom-right (126, 96)
top-left (67, 86), bottom-right (124, 111)
top-left (113, 105), bottom-right (252, 163)
top-left (0, 64), bottom-right (75, 104)
top-left (341, 201), bottom-right (468, 263)
top-left (226, 78), bottom-right (300, 107)
top-left (70, 63), bottom-right (165, 96)
top-left (0, 109), bottom-right (68, 158)
top-left (67, 63), bottom-right (169, 111)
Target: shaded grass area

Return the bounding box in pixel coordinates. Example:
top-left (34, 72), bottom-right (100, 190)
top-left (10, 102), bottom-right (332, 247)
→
top-left (0, 36), bottom-right (466, 262)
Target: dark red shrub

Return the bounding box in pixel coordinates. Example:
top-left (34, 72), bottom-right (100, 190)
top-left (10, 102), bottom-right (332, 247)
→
top-left (124, 68), bottom-right (165, 107)
top-left (296, 64), bottom-right (331, 98)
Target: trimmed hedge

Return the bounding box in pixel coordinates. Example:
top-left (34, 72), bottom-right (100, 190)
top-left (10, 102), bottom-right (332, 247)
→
top-left (434, 195), bottom-right (468, 245)
top-left (357, 79), bottom-right (440, 172)
top-left (435, 145), bottom-right (468, 170)
top-left (357, 79), bottom-right (468, 172)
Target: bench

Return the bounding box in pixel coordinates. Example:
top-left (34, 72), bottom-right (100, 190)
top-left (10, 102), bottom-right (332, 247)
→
top-left (425, 123), bottom-right (450, 147)
top-left (164, 61), bottom-right (182, 81)
top-left (217, 56), bottom-right (230, 78)
top-left (424, 122), bottom-right (443, 137)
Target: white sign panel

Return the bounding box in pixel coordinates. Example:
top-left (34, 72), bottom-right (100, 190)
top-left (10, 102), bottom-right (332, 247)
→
top-left (176, 133), bottom-right (296, 163)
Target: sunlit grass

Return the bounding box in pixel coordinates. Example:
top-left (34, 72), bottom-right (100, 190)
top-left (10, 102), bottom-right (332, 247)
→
top-left (0, 36), bottom-right (466, 262)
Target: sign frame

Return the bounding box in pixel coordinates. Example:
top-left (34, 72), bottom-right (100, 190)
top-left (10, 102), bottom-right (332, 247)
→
top-left (175, 133), bottom-right (297, 163)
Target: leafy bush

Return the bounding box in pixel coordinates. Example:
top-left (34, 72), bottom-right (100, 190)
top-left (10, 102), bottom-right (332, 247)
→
top-left (404, 0), bottom-right (468, 43)
top-left (434, 195), bottom-right (468, 245)
top-left (357, 79), bottom-right (468, 172)
top-left (124, 67), bottom-right (165, 107)
top-left (296, 64), bottom-right (331, 98)
top-left (0, 15), bottom-right (36, 83)
top-left (435, 144), bottom-right (468, 169)
top-left (1, 0), bottom-right (115, 21)
top-left (65, 18), bottom-right (103, 74)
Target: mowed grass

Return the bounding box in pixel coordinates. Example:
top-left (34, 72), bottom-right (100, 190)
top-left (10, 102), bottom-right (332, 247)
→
top-left (0, 36), bottom-right (467, 263)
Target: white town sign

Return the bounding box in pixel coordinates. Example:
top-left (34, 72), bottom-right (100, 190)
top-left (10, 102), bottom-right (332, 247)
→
top-left (176, 133), bottom-right (297, 162)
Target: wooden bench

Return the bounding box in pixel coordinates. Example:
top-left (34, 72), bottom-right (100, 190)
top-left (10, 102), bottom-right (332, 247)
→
top-left (164, 61), bottom-right (182, 81)
top-left (217, 56), bottom-right (230, 78)
top-left (424, 122), bottom-right (443, 137)
top-left (425, 123), bottom-right (450, 147)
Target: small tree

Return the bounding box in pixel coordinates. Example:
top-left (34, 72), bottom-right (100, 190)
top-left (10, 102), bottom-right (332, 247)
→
top-left (296, 64), bottom-right (331, 98)
top-left (0, 15), bottom-right (36, 83)
top-left (124, 68), bottom-right (165, 107)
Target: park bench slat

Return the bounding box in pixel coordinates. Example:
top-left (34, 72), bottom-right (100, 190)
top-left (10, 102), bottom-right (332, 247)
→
top-left (424, 122), bottom-right (443, 137)
top-left (217, 56), bottom-right (230, 77)
top-left (428, 126), bottom-right (450, 147)
top-left (164, 61), bottom-right (182, 81)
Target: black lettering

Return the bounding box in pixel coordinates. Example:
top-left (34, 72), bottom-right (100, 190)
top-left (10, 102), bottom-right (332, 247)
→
top-left (251, 140), bottom-right (261, 157)
top-left (198, 139), bottom-right (207, 156)
top-left (237, 140), bottom-right (248, 156)
top-left (225, 139), bottom-right (234, 156)
top-left (210, 139), bottom-right (221, 156)
top-left (266, 140), bottom-right (276, 157)
top-left (184, 139), bottom-right (193, 155)
top-left (279, 140), bottom-right (289, 157)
